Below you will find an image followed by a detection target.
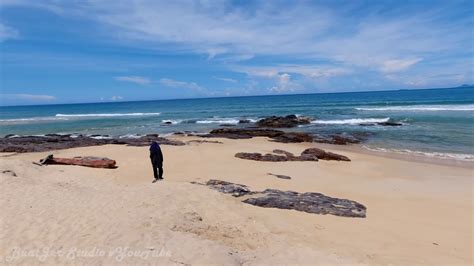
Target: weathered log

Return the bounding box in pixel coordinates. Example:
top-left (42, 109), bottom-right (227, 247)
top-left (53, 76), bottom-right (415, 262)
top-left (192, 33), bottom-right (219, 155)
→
top-left (39, 154), bottom-right (117, 169)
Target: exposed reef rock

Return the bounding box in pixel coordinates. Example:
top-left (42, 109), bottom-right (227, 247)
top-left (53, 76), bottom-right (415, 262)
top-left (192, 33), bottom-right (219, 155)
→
top-left (203, 128), bottom-right (313, 143)
top-left (243, 189), bottom-right (366, 218)
top-left (39, 154), bottom-right (117, 169)
top-left (204, 179), bottom-right (254, 197)
top-left (235, 148), bottom-right (350, 162)
top-left (196, 179), bottom-right (366, 218)
top-left (256, 115), bottom-right (311, 128)
top-left (0, 134), bottom-right (185, 153)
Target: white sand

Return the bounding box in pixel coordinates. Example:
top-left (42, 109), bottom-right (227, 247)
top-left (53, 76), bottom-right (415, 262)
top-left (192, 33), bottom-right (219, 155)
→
top-left (0, 136), bottom-right (472, 264)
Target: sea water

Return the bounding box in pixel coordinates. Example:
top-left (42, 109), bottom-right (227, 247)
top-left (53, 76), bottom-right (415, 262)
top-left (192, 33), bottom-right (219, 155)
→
top-left (1, 87), bottom-right (473, 160)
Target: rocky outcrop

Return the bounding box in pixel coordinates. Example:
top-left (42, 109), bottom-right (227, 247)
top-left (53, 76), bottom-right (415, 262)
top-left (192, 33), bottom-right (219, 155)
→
top-left (196, 179), bottom-right (366, 218)
top-left (204, 179), bottom-right (253, 197)
top-left (203, 128), bottom-right (313, 143)
top-left (313, 134), bottom-right (362, 145)
top-left (39, 154), bottom-right (117, 168)
top-left (238, 119), bottom-right (251, 124)
top-left (235, 148), bottom-right (350, 162)
top-left (301, 148), bottom-right (351, 161)
top-left (0, 134), bottom-right (185, 153)
top-left (256, 115), bottom-right (311, 128)
top-left (243, 189), bottom-right (366, 218)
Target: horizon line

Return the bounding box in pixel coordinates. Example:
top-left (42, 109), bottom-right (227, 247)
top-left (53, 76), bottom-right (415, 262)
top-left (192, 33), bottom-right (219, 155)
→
top-left (1, 85), bottom-right (472, 108)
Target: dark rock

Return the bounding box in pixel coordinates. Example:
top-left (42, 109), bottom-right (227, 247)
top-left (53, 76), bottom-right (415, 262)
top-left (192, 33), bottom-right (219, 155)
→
top-left (243, 189), bottom-right (366, 218)
top-left (163, 121), bottom-right (173, 125)
top-left (271, 132), bottom-right (313, 143)
top-left (301, 148), bottom-right (350, 161)
top-left (235, 152), bottom-right (288, 162)
top-left (256, 115), bottom-right (311, 128)
top-left (173, 131), bottom-right (185, 135)
top-left (313, 134), bottom-right (361, 145)
top-left (197, 179), bottom-right (367, 218)
top-left (377, 121), bottom-right (403, 126)
top-left (219, 124), bottom-right (236, 127)
top-left (204, 128), bottom-right (312, 143)
top-left (235, 148), bottom-right (349, 162)
top-left (205, 179), bottom-right (253, 197)
top-left (4, 134), bottom-right (16, 138)
top-left (238, 119), bottom-right (251, 124)
top-left (267, 173), bottom-right (291, 180)
top-left (0, 134), bottom-right (185, 153)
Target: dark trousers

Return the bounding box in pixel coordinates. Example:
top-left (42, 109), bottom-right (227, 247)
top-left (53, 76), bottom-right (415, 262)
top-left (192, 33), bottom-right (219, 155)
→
top-left (152, 161), bottom-right (163, 179)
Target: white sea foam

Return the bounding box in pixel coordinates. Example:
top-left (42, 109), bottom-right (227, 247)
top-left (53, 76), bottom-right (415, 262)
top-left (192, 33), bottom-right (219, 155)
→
top-left (362, 145), bottom-right (474, 161)
top-left (55, 112), bottom-right (161, 117)
top-left (0, 117), bottom-right (69, 122)
top-left (356, 104), bottom-right (474, 111)
top-left (196, 119), bottom-right (239, 124)
top-left (311, 117), bottom-right (390, 125)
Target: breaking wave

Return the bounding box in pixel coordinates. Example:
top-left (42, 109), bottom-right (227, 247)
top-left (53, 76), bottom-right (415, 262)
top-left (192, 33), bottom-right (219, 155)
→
top-left (311, 117), bottom-right (390, 125)
top-left (356, 104), bottom-right (474, 111)
top-left (55, 112), bottom-right (161, 117)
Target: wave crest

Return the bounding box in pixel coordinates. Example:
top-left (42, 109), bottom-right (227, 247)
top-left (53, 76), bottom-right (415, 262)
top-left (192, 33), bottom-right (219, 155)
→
top-left (356, 104), bottom-right (474, 111)
top-left (311, 117), bottom-right (390, 125)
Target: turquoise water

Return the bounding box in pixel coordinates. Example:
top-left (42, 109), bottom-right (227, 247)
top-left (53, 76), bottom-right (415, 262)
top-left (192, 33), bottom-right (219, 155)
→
top-left (1, 87), bottom-right (473, 160)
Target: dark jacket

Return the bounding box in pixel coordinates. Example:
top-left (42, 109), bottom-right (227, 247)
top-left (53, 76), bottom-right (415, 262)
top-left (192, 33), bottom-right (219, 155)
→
top-left (149, 141), bottom-right (163, 165)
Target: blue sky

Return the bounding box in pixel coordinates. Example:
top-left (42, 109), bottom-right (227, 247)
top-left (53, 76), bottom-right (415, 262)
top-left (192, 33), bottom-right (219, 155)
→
top-left (0, 0), bottom-right (472, 105)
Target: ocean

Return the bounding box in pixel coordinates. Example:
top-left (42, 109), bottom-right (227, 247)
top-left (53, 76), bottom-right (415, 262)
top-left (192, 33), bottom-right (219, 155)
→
top-left (1, 87), bottom-right (473, 160)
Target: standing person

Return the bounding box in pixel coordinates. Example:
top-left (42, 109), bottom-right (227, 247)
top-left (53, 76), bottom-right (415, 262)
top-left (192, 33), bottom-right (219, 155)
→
top-left (149, 141), bottom-right (164, 183)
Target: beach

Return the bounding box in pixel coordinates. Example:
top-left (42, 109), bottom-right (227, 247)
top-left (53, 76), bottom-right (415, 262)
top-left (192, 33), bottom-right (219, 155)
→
top-left (1, 135), bottom-right (472, 265)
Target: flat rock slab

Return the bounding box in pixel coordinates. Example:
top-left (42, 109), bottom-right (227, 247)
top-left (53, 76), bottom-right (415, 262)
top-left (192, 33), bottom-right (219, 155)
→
top-left (0, 134), bottom-right (185, 153)
top-left (243, 189), bottom-right (366, 218)
top-left (256, 115), bottom-right (311, 128)
top-left (203, 128), bottom-right (313, 143)
top-left (204, 179), bottom-right (254, 197)
top-left (197, 180), bottom-right (366, 218)
top-left (39, 154), bottom-right (117, 169)
top-left (235, 148), bottom-right (350, 162)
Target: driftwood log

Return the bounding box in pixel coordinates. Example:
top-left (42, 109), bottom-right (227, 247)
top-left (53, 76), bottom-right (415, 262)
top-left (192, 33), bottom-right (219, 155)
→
top-left (39, 154), bottom-right (117, 169)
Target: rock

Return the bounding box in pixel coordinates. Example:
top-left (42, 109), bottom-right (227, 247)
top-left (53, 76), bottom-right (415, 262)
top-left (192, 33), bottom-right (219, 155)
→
top-left (313, 134), bottom-right (361, 145)
top-left (163, 121), bottom-right (173, 125)
top-left (377, 121), bottom-right (403, 126)
top-left (205, 179), bottom-right (253, 197)
top-left (235, 148), bottom-right (349, 162)
top-left (0, 134), bottom-right (185, 153)
top-left (204, 128), bottom-right (312, 143)
top-left (301, 148), bottom-right (350, 161)
top-left (219, 124), bottom-right (236, 127)
top-left (271, 132), bottom-right (313, 143)
top-left (39, 154), bottom-right (117, 168)
top-left (238, 119), bottom-right (251, 124)
top-left (256, 115), bottom-right (311, 128)
top-left (4, 134), bottom-right (16, 138)
top-left (204, 128), bottom-right (284, 139)
top-left (243, 189), bottom-right (366, 218)
top-left (267, 173), bottom-right (291, 180)
top-left (235, 152), bottom-right (288, 162)
top-left (197, 179), bottom-right (367, 218)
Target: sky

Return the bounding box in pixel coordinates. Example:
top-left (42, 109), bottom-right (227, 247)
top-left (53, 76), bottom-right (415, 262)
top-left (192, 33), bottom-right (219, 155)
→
top-left (0, 0), bottom-right (473, 105)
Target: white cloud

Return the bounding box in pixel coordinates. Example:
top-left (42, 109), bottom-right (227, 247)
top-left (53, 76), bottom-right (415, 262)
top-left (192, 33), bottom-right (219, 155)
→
top-left (159, 78), bottom-right (203, 91)
top-left (110, 95), bottom-right (123, 101)
top-left (380, 58), bottom-right (422, 73)
top-left (213, 76), bottom-right (238, 83)
top-left (115, 76), bottom-right (151, 85)
top-left (2, 93), bottom-right (56, 101)
top-left (0, 23), bottom-right (19, 42)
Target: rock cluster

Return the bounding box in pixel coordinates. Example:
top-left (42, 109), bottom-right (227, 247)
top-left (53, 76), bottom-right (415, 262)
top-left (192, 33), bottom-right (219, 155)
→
top-left (0, 134), bottom-right (185, 153)
top-left (235, 148), bottom-right (350, 162)
top-left (256, 115), bottom-right (311, 128)
top-left (199, 179), bottom-right (366, 218)
top-left (203, 128), bottom-right (313, 143)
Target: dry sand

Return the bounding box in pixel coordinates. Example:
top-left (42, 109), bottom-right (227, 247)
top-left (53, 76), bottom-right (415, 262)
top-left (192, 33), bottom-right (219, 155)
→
top-left (0, 136), bottom-right (472, 265)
